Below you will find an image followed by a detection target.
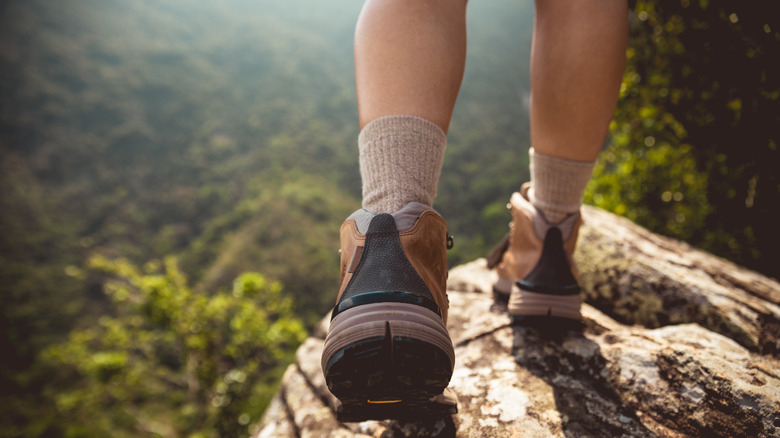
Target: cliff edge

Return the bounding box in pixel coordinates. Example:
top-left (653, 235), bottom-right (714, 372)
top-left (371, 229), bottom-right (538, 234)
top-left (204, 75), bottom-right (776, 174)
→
top-left (255, 206), bottom-right (780, 437)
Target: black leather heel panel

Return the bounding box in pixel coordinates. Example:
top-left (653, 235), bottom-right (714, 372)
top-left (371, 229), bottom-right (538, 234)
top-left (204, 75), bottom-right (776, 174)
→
top-left (335, 214), bottom-right (440, 318)
top-left (517, 227), bottom-right (580, 296)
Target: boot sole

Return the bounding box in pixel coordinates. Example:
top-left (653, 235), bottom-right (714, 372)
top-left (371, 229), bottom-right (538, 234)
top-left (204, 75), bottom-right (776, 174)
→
top-left (322, 302), bottom-right (455, 420)
top-left (508, 287), bottom-right (582, 320)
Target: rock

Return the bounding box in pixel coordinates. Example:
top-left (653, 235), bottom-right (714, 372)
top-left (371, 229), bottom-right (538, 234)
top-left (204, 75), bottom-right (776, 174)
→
top-left (254, 392), bottom-right (296, 438)
top-left (576, 206), bottom-right (780, 356)
top-left (254, 207), bottom-right (780, 438)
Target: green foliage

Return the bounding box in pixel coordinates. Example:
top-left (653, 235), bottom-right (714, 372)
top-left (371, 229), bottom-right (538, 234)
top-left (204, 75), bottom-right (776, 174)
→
top-left (182, 173), bottom-right (357, 323)
top-left (1, 0), bottom-right (361, 429)
top-left (42, 257), bottom-right (306, 437)
top-left (0, 159), bottom-right (89, 438)
top-left (587, 0), bottom-right (779, 277)
top-left (588, 141), bottom-right (710, 240)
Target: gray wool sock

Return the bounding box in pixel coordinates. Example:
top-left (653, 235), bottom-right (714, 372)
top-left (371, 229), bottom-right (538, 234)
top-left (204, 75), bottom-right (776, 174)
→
top-left (528, 147), bottom-right (596, 224)
top-left (359, 115), bottom-right (447, 213)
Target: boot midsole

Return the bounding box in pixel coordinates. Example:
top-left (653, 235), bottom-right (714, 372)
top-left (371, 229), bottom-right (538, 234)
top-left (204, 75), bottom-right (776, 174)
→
top-left (322, 302), bottom-right (454, 373)
top-left (508, 288), bottom-right (582, 320)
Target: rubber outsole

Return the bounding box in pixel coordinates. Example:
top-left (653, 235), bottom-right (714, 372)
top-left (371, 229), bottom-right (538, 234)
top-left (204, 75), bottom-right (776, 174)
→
top-left (336, 389), bottom-right (458, 422)
top-left (493, 287), bottom-right (510, 305)
top-left (322, 302), bottom-right (455, 421)
top-left (492, 277), bottom-right (513, 305)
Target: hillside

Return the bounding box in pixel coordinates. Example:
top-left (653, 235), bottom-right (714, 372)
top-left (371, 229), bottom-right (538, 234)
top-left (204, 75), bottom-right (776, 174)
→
top-left (0, 0), bottom-right (535, 435)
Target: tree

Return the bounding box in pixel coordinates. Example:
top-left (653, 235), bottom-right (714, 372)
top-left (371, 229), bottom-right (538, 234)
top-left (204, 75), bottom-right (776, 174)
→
top-left (43, 257), bottom-right (306, 437)
top-left (587, 0), bottom-right (780, 279)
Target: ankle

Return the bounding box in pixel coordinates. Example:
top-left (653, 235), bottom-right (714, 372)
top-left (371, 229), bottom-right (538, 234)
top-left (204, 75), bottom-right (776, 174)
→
top-left (359, 115), bottom-right (446, 213)
top-left (528, 147), bottom-right (596, 224)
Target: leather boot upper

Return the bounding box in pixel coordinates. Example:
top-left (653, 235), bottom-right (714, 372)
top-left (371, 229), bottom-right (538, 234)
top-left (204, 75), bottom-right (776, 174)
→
top-left (336, 208), bottom-right (450, 323)
top-left (490, 184), bottom-right (581, 283)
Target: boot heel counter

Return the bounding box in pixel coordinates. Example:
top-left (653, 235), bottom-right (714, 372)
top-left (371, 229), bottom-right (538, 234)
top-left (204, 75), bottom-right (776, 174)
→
top-left (334, 213), bottom-right (441, 319)
top-left (517, 227), bottom-right (580, 295)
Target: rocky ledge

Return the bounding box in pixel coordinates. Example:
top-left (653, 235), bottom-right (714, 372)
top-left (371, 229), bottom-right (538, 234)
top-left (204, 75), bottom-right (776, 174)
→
top-left (255, 206), bottom-right (780, 437)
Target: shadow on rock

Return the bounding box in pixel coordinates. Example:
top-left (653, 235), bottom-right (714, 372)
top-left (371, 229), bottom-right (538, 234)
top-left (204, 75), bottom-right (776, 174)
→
top-left (380, 416), bottom-right (457, 438)
top-left (511, 323), bottom-right (656, 437)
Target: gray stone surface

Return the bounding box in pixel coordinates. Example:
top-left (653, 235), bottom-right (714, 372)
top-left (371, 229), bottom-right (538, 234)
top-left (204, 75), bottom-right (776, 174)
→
top-left (254, 207), bottom-right (780, 437)
top-left (576, 206), bottom-right (780, 356)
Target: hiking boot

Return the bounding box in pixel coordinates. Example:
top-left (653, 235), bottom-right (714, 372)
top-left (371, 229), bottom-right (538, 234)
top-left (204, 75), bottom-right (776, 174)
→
top-left (487, 183), bottom-right (582, 324)
top-left (321, 202), bottom-right (455, 420)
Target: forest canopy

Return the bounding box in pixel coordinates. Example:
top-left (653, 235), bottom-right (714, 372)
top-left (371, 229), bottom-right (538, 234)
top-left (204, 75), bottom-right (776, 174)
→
top-left (586, 0), bottom-right (780, 278)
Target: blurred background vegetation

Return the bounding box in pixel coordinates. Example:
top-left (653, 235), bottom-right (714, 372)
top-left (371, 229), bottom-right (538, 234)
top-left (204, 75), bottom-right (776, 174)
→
top-left (0, 0), bottom-right (776, 436)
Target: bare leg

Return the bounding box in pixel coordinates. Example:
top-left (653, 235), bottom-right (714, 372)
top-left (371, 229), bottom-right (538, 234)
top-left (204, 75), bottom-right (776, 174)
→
top-left (355, 0), bottom-right (467, 133)
top-left (489, 0), bottom-right (628, 319)
top-left (321, 2), bottom-right (466, 417)
top-left (355, 0), bottom-right (467, 212)
top-left (530, 0), bottom-right (628, 161)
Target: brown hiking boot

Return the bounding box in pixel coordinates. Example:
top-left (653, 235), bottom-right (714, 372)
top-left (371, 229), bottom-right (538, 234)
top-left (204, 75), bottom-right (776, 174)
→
top-left (487, 183), bottom-right (583, 325)
top-left (321, 202), bottom-right (455, 421)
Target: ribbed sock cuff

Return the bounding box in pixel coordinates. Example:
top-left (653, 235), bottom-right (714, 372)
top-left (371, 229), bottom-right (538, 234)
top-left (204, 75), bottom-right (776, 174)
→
top-left (528, 147), bottom-right (596, 224)
top-left (359, 115), bottom-right (447, 213)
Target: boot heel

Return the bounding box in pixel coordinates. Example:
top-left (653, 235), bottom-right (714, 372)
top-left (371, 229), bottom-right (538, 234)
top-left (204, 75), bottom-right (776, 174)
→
top-left (322, 302), bottom-right (454, 415)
